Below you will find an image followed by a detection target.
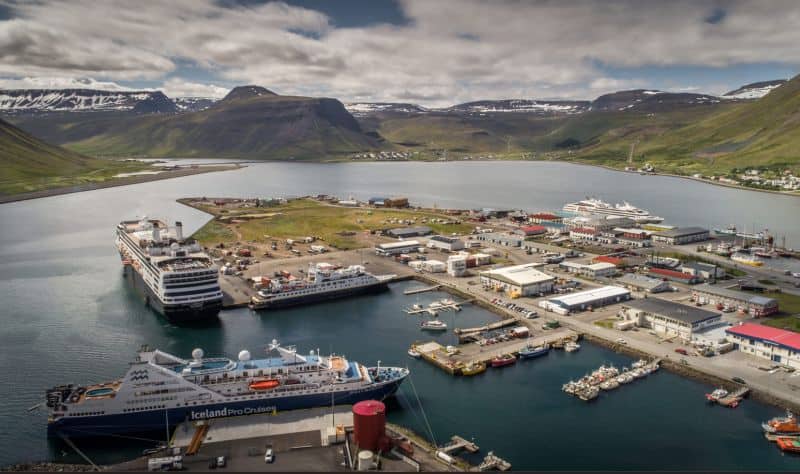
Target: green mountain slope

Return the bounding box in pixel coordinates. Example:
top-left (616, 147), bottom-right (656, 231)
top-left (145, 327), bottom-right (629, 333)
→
top-left (10, 86), bottom-right (380, 160)
top-left (575, 75), bottom-right (800, 173)
top-left (0, 118), bottom-right (144, 195)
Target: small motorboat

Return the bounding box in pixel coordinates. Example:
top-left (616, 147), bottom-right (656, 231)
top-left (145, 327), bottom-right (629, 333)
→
top-left (491, 353), bottom-right (517, 368)
top-left (412, 304), bottom-right (423, 311)
top-left (763, 411), bottom-right (800, 435)
top-left (461, 362), bottom-right (486, 376)
top-left (249, 379), bottom-right (280, 391)
top-left (408, 347), bottom-right (421, 358)
top-left (427, 308), bottom-right (439, 317)
top-left (421, 320), bottom-right (447, 331)
top-left (564, 341), bottom-right (581, 352)
top-left (706, 388), bottom-right (728, 403)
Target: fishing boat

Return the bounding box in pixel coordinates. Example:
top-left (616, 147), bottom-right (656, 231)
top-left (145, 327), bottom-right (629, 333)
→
top-left (408, 347), bottom-right (421, 358)
top-left (705, 388), bottom-right (728, 403)
top-left (564, 341), bottom-right (581, 353)
top-left (731, 252), bottom-right (764, 267)
top-left (460, 362), bottom-right (487, 376)
top-left (427, 308), bottom-right (439, 317)
top-left (775, 437), bottom-right (800, 453)
top-left (763, 411), bottom-right (800, 435)
top-left (714, 225), bottom-right (738, 236)
top-left (412, 304), bottom-right (423, 311)
top-left (518, 344), bottom-right (550, 359)
top-left (578, 386), bottom-right (600, 401)
top-left (491, 353), bottom-right (517, 368)
top-left (421, 320), bottom-right (447, 331)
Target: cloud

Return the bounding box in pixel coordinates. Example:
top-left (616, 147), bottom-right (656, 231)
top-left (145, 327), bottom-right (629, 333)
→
top-left (1, 0), bottom-right (799, 105)
top-left (0, 75), bottom-right (132, 91)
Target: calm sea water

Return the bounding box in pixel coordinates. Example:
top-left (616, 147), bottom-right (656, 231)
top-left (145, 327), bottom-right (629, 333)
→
top-left (1, 161), bottom-right (799, 469)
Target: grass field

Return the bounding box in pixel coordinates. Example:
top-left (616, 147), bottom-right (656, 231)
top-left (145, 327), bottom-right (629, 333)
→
top-left (190, 198), bottom-right (474, 250)
top-left (758, 291), bottom-right (800, 332)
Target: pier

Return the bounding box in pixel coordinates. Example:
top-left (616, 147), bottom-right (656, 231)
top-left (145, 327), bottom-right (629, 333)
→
top-left (440, 435), bottom-right (480, 455)
top-left (714, 386), bottom-right (751, 408)
top-left (455, 319), bottom-right (518, 336)
top-left (404, 285), bottom-right (442, 295)
top-left (405, 300), bottom-right (472, 315)
top-left (476, 451), bottom-right (511, 471)
top-left (413, 328), bottom-right (578, 375)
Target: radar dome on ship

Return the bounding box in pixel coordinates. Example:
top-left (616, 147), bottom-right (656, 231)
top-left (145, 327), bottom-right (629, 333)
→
top-left (238, 350), bottom-right (251, 361)
top-left (192, 348), bottom-right (204, 360)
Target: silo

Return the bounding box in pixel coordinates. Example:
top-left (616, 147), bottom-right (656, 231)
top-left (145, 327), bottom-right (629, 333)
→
top-left (352, 400), bottom-right (386, 451)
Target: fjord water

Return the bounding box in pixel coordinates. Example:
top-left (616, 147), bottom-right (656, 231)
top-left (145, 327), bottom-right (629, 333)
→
top-left (1, 161), bottom-right (799, 469)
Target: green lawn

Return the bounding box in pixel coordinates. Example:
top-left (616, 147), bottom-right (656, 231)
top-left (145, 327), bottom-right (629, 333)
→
top-left (758, 291), bottom-right (800, 332)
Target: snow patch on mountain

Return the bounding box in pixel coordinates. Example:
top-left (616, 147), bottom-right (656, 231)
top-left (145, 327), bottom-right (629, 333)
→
top-left (0, 89), bottom-right (170, 112)
top-left (722, 80), bottom-right (787, 99)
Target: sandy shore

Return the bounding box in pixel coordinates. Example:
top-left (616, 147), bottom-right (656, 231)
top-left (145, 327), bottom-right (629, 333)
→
top-left (0, 164), bottom-right (242, 205)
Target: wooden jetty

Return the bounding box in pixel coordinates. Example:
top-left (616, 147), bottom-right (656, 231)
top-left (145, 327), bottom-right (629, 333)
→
top-left (715, 386), bottom-right (750, 408)
top-left (405, 300), bottom-right (472, 315)
top-left (404, 285), bottom-right (441, 295)
top-left (454, 318), bottom-right (517, 335)
top-left (476, 451), bottom-right (511, 471)
top-left (440, 435), bottom-right (480, 455)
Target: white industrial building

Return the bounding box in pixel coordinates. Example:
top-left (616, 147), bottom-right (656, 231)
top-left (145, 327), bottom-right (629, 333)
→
top-left (559, 261), bottom-right (618, 278)
top-left (421, 259), bottom-right (446, 273)
top-left (447, 255), bottom-right (467, 277)
top-left (427, 235), bottom-right (466, 252)
top-left (375, 240), bottom-right (421, 256)
top-left (479, 263), bottom-right (554, 297)
top-left (620, 298), bottom-right (722, 342)
top-left (539, 286), bottom-right (630, 315)
top-left (616, 273), bottom-right (671, 293)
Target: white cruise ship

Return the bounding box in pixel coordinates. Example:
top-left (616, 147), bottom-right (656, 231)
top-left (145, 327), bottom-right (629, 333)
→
top-left (116, 217), bottom-right (222, 322)
top-left (45, 340), bottom-right (408, 437)
top-left (250, 262), bottom-right (394, 310)
top-left (563, 198), bottom-right (663, 223)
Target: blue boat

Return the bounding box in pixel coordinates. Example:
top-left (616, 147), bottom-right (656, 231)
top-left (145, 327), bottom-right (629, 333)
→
top-left (518, 344), bottom-right (550, 359)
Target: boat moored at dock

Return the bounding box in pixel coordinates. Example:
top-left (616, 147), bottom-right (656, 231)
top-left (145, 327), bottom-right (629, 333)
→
top-left (116, 217), bottom-right (222, 323)
top-left (44, 340), bottom-right (408, 438)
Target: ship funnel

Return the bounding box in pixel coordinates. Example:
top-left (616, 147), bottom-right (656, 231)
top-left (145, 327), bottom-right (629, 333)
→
top-left (191, 348), bottom-right (204, 360)
top-left (175, 221), bottom-right (183, 241)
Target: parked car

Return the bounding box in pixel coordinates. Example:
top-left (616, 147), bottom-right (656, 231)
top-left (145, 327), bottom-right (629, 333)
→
top-left (615, 338), bottom-right (627, 345)
top-left (264, 448), bottom-right (274, 463)
top-left (216, 456), bottom-right (226, 468)
top-left (674, 348), bottom-right (688, 355)
top-left (732, 376), bottom-right (746, 385)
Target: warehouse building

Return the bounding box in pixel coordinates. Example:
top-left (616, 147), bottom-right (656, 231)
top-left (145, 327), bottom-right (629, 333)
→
top-left (648, 267), bottom-right (702, 284)
top-left (559, 261), bottom-right (618, 278)
top-left (447, 255), bottom-right (467, 277)
top-left (692, 284), bottom-right (779, 317)
top-left (569, 227), bottom-right (597, 242)
top-left (480, 263), bottom-right (554, 297)
top-left (516, 225), bottom-right (548, 237)
top-left (616, 273), bottom-right (671, 293)
top-left (475, 232), bottom-right (523, 247)
top-left (680, 261), bottom-right (725, 280)
top-left (726, 323), bottom-right (800, 368)
top-left (386, 226), bottom-right (432, 238)
top-left (539, 286), bottom-right (630, 315)
top-left (620, 298), bottom-right (722, 341)
top-left (427, 235), bottom-right (466, 252)
top-left (530, 213), bottom-right (563, 224)
top-left (375, 240), bottom-right (421, 256)
top-left (616, 228), bottom-right (652, 248)
top-left (651, 227), bottom-right (710, 245)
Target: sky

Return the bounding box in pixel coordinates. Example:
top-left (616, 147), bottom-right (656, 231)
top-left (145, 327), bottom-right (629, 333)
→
top-left (1, 0), bottom-right (799, 106)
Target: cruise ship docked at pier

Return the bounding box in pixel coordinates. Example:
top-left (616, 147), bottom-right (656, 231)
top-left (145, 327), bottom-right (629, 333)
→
top-left (116, 217), bottom-right (222, 322)
top-left (563, 198), bottom-right (663, 223)
top-left (45, 341), bottom-right (408, 437)
top-left (249, 262), bottom-right (394, 310)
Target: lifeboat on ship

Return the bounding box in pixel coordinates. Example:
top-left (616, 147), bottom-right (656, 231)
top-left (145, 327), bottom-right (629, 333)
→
top-left (249, 379), bottom-right (280, 391)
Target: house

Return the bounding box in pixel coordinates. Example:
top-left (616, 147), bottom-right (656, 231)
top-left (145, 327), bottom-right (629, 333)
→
top-left (692, 284), bottom-right (778, 317)
top-left (569, 227), bottom-right (597, 242)
top-left (726, 323), bottom-right (800, 368)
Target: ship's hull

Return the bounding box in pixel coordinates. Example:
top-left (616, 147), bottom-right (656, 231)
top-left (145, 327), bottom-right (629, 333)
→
top-left (519, 348), bottom-right (549, 359)
top-left (124, 265), bottom-right (222, 323)
top-left (250, 280), bottom-right (389, 310)
top-left (48, 378), bottom-right (403, 438)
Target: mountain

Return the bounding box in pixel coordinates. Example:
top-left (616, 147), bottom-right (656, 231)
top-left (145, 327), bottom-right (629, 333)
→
top-left (445, 99), bottom-right (591, 115)
top-left (173, 97), bottom-right (218, 112)
top-left (221, 85), bottom-right (277, 102)
top-left (723, 80), bottom-right (787, 99)
top-left (0, 89), bottom-right (177, 114)
top-left (345, 102), bottom-right (429, 117)
top-left (9, 87), bottom-right (380, 160)
top-left (590, 90), bottom-right (722, 112)
top-left (574, 74), bottom-right (800, 173)
top-left (0, 117), bottom-right (111, 194)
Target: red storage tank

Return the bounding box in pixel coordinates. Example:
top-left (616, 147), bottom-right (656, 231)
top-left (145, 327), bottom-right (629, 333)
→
top-left (352, 400), bottom-right (386, 451)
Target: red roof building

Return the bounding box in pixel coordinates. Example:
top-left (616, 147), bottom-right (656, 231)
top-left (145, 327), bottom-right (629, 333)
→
top-left (519, 225), bottom-right (547, 236)
top-left (648, 267), bottom-right (701, 284)
top-left (530, 213), bottom-right (562, 223)
top-left (726, 324), bottom-right (800, 367)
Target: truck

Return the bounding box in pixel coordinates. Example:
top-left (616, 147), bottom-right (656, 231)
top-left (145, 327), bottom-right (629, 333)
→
top-left (148, 456), bottom-right (183, 471)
